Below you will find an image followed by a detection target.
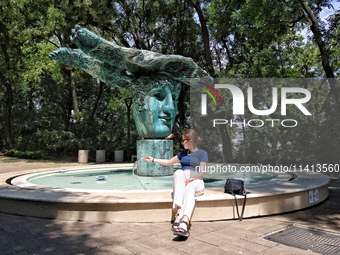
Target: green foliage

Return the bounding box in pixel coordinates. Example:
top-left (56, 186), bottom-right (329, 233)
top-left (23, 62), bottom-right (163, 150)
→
top-left (4, 149), bottom-right (43, 159)
top-left (0, 0), bottom-right (339, 165)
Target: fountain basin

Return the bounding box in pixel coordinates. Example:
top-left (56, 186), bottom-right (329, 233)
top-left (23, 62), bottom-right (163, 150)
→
top-left (0, 164), bottom-right (330, 222)
top-left (12, 166), bottom-right (279, 191)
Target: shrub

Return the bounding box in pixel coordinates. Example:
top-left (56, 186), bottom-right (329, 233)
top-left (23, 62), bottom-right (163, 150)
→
top-left (33, 150), bottom-right (43, 159)
top-left (4, 149), bottom-right (16, 157)
top-left (4, 149), bottom-right (44, 159)
top-left (14, 151), bottom-right (24, 158)
top-left (25, 151), bottom-right (35, 159)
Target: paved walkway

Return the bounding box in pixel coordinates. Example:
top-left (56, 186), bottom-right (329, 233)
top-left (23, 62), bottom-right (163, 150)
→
top-left (0, 157), bottom-right (339, 255)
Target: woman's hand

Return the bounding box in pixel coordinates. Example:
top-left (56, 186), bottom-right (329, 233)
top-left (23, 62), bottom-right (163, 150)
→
top-left (185, 177), bottom-right (201, 186)
top-left (143, 156), bottom-right (153, 162)
top-left (50, 26), bottom-right (212, 92)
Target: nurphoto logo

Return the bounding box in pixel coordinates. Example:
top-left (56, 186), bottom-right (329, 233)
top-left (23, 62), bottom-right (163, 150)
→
top-left (197, 80), bottom-right (312, 128)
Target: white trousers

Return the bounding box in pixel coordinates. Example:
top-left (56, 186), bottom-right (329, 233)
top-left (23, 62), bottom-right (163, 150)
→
top-left (172, 170), bottom-right (204, 220)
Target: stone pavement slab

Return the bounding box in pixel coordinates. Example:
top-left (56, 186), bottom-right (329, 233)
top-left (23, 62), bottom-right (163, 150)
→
top-left (0, 213), bottom-right (279, 255)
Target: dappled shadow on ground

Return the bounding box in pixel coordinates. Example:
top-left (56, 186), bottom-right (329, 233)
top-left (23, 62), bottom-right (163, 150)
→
top-left (0, 213), bottom-right (101, 255)
top-left (0, 212), bottom-right (149, 255)
top-left (269, 178), bottom-right (340, 232)
top-left (0, 212), bottom-right (186, 255)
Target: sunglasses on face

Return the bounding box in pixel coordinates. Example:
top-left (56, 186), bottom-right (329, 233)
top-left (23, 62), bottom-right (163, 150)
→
top-left (181, 139), bottom-right (190, 142)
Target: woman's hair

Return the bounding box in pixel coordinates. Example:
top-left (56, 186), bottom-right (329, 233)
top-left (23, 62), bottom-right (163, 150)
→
top-left (182, 129), bottom-right (203, 144)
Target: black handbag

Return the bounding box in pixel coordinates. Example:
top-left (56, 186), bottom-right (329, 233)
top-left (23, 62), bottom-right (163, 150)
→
top-left (224, 179), bottom-right (247, 221)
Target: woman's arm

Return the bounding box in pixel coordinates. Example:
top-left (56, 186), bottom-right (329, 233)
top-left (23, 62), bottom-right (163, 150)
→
top-left (190, 161), bottom-right (207, 179)
top-left (143, 155), bottom-right (180, 165)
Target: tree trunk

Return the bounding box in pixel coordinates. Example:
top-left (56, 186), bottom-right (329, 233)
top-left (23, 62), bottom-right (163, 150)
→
top-left (70, 70), bottom-right (80, 122)
top-left (84, 81), bottom-right (105, 137)
top-left (90, 81), bottom-right (104, 122)
top-left (177, 85), bottom-right (188, 127)
top-left (222, 39), bottom-right (234, 68)
top-left (300, 1), bottom-right (340, 108)
top-left (190, 0), bottom-right (215, 76)
top-left (0, 22), bottom-right (14, 150)
top-left (219, 125), bottom-right (233, 163)
top-left (125, 98), bottom-right (133, 161)
top-left (214, 45), bottom-right (223, 72)
top-left (1, 78), bottom-right (14, 150)
top-left (134, 26), bottom-right (147, 50)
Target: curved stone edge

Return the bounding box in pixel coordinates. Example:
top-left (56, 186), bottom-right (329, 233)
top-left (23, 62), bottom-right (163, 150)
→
top-left (0, 165), bottom-right (330, 222)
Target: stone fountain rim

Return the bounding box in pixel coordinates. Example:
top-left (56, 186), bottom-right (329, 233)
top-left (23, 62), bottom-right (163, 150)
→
top-left (2, 163), bottom-right (330, 204)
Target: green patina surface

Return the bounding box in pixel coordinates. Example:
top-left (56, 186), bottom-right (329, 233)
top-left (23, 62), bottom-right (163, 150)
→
top-left (137, 140), bottom-right (173, 176)
top-left (49, 25), bottom-right (211, 139)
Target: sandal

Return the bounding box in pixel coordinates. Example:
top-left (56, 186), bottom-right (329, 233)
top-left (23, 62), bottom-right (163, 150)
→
top-left (171, 214), bottom-right (180, 232)
top-left (173, 220), bottom-right (190, 237)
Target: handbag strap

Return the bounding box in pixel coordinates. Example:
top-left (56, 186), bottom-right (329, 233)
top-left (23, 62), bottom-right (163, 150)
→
top-left (232, 187), bottom-right (247, 221)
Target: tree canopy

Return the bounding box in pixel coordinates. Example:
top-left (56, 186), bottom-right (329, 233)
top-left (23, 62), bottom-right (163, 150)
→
top-left (0, 0), bottom-right (339, 165)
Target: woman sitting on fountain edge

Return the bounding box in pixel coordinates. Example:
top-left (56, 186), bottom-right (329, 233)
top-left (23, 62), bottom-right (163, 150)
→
top-left (143, 129), bottom-right (208, 238)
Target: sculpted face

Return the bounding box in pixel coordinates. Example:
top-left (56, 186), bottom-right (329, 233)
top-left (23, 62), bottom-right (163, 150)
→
top-left (133, 81), bottom-right (180, 139)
